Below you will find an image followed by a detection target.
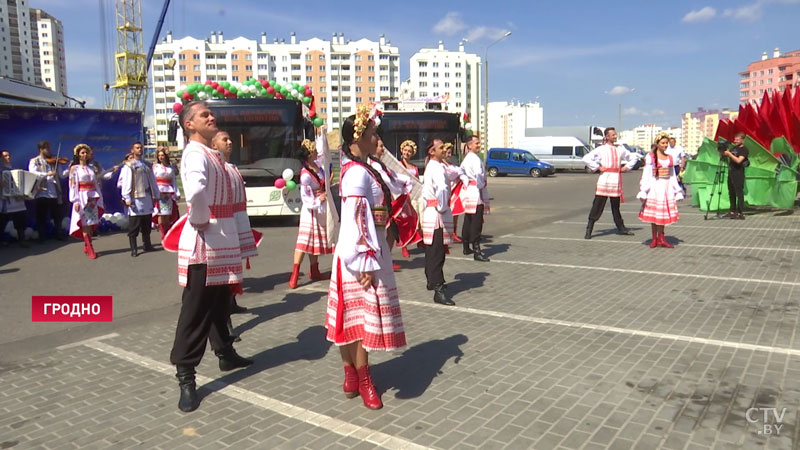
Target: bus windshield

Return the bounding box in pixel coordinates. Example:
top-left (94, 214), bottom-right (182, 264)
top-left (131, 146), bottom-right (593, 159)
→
top-left (378, 112), bottom-right (462, 173)
top-left (206, 99), bottom-right (307, 187)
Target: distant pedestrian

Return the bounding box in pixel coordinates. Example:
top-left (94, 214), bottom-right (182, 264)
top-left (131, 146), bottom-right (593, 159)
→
top-left (582, 127), bottom-right (638, 239)
top-left (637, 132), bottom-right (684, 248)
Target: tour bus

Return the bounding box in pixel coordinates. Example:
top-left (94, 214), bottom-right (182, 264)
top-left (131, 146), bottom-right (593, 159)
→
top-left (378, 110), bottom-right (463, 175)
top-left (206, 98), bottom-right (314, 217)
top-left (514, 136), bottom-right (593, 172)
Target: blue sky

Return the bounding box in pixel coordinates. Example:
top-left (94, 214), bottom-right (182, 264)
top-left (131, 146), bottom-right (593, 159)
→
top-left (31, 0), bottom-right (800, 129)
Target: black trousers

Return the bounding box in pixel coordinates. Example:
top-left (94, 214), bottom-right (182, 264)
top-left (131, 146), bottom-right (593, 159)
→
top-left (170, 264), bottom-right (233, 367)
top-left (728, 170), bottom-right (745, 213)
top-left (424, 228), bottom-right (446, 289)
top-left (588, 195), bottom-right (625, 229)
top-left (461, 205), bottom-right (485, 245)
top-left (208, 294), bottom-right (236, 353)
top-left (127, 214), bottom-right (152, 238)
top-left (0, 210), bottom-right (26, 241)
top-left (35, 197), bottom-right (63, 238)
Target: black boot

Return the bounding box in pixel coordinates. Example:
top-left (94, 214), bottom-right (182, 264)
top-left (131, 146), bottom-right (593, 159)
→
top-left (227, 317), bottom-right (241, 342)
top-left (472, 243), bottom-right (489, 262)
top-left (584, 222), bottom-right (594, 240)
top-left (215, 346), bottom-right (253, 372)
top-left (616, 227), bottom-right (634, 236)
top-left (230, 296), bottom-right (248, 314)
top-left (433, 285), bottom-right (455, 306)
top-left (129, 236), bottom-right (139, 257)
top-left (142, 232), bottom-right (156, 252)
top-left (176, 365), bottom-right (199, 412)
top-left (462, 241), bottom-right (473, 255)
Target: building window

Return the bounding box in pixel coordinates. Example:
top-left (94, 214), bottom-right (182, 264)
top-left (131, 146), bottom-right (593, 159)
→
top-left (355, 55), bottom-right (362, 61)
top-left (232, 54), bottom-right (238, 60)
top-left (193, 76), bottom-right (201, 82)
top-left (245, 54), bottom-right (252, 60)
top-left (419, 71), bottom-right (427, 77)
top-left (433, 62), bottom-right (438, 68)
top-left (419, 81), bottom-right (427, 87)
top-left (455, 62), bottom-right (461, 68)
top-left (368, 55), bottom-right (374, 61)
top-left (232, 65), bottom-right (238, 71)
top-left (368, 76), bottom-right (375, 82)
top-left (179, 54), bottom-right (186, 60)
top-left (355, 76), bottom-right (362, 82)
top-left (319, 76), bottom-right (325, 82)
top-left (433, 72), bottom-right (439, 78)
top-left (355, 65), bottom-right (361, 71)
top-left (179, 76), bottom-right (186, 82)
top-left (179, 65), bottom-right (186, 71)
top-left (291, 54), bottom-right (300, 60)
top-left (319, 55), bottom-right (325, 61)
top-left (419, 61), bottom-right (427, 68)
top-left (258, 53), bottom-right (267, 60)
top-left (232, 76), bottom-right (239, 81)
top-left (193, 65), bottom-right (200, 70)
top-left (291, 64), bottom-right (300, 70)
top-left (419, 91), bottom-right (427, 97)
top-left (193, 54), bottom-right (199, 60)
top-left (258, 64), bottom-right (267, 70)
top-left (306, 76), bottom-right (312, 83)
top-left (444, 62), bottom-right (449, 68)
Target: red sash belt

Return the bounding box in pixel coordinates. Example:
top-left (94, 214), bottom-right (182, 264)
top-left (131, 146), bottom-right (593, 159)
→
top-left (78, 182), bottom-right (95, 191)
top-left (468, 180), bottom-right (478, 186)
top-left (425, 199), bottom-right (438, 207)
top-left (604, 167), bottom-right (621, 173)
top-left (156, 177), bottom-right (172, 185)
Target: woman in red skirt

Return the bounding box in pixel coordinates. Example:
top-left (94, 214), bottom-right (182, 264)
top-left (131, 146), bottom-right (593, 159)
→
top-left (289, 139), bottom-right (333, 288)
top-left (637, 132), bottom-right (685, 248)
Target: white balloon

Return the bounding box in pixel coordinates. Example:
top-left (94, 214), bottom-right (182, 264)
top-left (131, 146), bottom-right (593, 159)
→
top-left (113, 212), bottom-right (123, 218)
top-left (282, 168), bottom-right (294, 181)
top-left (61, 217), bottom-right (70, 232)
top-left (24, 227), bottom-right (35, 239)
top-left (464, 122), bottom-right (473, 130)
top-left (3, 222), bottom-right (12, 234)
top-left (102, 213), bottom-right (112, 220)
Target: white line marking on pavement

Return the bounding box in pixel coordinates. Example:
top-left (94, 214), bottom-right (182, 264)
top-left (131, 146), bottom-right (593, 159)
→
top-left (292, 286), bottom-right (800, 357)
top-left (82, 340), bottom-right (431, 450)
top-left (56, 333), bottom-right (120, 350)
top-left (504, 235), bottom-right (800, 253)
top-left (554, 220), bottom-right (800, 232)
top-left (401, 301), bottom-right (800, 357)
top-left (447, 256), bottom-right (800, 287)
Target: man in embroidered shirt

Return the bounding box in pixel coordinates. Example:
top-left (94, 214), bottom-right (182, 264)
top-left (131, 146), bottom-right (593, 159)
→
top-left (581, 127), bottom-right (638, 239)
top-left (118, 142), bottom-right (159, 256)
top-left (28, 140), bottom-right (68, 242)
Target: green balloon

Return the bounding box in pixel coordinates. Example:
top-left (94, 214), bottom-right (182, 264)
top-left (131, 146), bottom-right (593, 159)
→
top-left (186, 84), bottom-right (198, 94)
top-left (220, 81), bottom-right (230, 88)
top-left (265, 92), bottom-right (274, 99)
top-left (285, 180), bottom-right (297, 191)
top-left (313, 117), bottom-right (324, 127)
top-left (269, 80), bottom-right (276, 86)
top-left (176, 90), bottom-right (184, 98)
top-left (302, 96), bottom-right (311, 105)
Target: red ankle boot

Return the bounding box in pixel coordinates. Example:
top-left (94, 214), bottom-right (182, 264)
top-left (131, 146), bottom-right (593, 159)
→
top-left (83, 234), bottom-right (97, 259)
top-left (401, 246), bottom-right (410, 258)
top-left (659, 232), bottom-right (674, 248)
top-left (357, 365), bottom-right (382, 410)
top-left (309, 263), bottom-right (327, 280)
top-left (343, 364), bottom-right (358, 398)
top-left (158, 223), bottom-right (167, 241)
top-left (649, 229), bottom-right (658, 248)
top-left (288, 263), bottom-right (301, 289)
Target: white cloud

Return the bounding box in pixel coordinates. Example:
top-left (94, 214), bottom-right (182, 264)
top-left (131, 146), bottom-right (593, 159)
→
top-left (623, 107), bottom-right (641, 115)
top-left (607, 86), bottom-right (633, 96)
top-left (723, 2), bottom-right (764, 21)
top-left (622, 108), bottom-right (666, 117)
top-left (432, 12), bottom-right (467, 36)
top-left (681, 6), bottom-right (717, 23)
top-left (465, 26), bottom-right (510, 42)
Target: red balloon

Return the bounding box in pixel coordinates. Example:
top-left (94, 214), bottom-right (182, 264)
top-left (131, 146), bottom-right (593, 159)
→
top-left (304, 88), bottom-right (312, 97)
top-left (182, 92), bottom-right (193, 101)
top-left (216, 86), bottom-right (225, 94)
top-left (260, 80), bottom-right (269, 88)
top-left (266, 86), bottom-right (275, 94)
top-left (173, 102), bottom-right (183, 114)
top-left (211, 82), bottom-right (219, 89)
top-left (204, 80), bottom-right (212, 85)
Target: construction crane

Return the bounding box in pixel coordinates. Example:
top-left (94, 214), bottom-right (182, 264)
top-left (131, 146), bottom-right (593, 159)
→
top-left (105, 0), bottom-right (171, 112)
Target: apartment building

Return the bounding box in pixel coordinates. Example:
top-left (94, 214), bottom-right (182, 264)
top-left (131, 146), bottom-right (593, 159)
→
top-left (681, 108), bottom-right (738, 154)
top-left (30, 8), bottom-right (66, 95)
top-left (151, 31), bottom-right (400, 143)
top-left (0, 0), bottom-right (41, 85)
top-left (739, 47), bottom-right (800, 105)
top-left (486, 101), bottom-right (543, 149)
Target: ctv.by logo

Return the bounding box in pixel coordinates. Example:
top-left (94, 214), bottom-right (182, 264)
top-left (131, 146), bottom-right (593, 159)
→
top-left (746, 408), bottom-right (788, 435)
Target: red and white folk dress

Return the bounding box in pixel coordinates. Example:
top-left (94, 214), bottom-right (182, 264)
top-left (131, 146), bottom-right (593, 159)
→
top-left (296, 162), bottom-right (332, 255)
top-left (637, 154), bottom-right (684, 225)
top-left (325, 162), bottom-right (405, 351)
top-left (68, 165), bottom-right (104, 238)
top-left (152, 163), bottom-right (180, 217)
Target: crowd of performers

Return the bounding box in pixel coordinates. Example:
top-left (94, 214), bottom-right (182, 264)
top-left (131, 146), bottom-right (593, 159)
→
top-left (582, 127), bottom-right (684, 247)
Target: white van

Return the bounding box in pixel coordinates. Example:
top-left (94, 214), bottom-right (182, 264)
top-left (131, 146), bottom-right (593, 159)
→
top-left (514, 136), bottom-right (593, 171)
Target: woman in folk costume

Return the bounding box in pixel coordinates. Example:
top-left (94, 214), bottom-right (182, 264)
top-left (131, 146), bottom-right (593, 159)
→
top-left (637, 132), bottom-right (684, 248)
top-left (397, 140), bottom-right (421, 258)
top-left (152, 147), bottom-right (181, 241)
top-left (325, 107), bottom-right (405, 410)
top-left (422, 139), bottom-right (469, 306)
top-left (370, 138), bottom-right (414, 271)
top-left (444, 142), bottom-right (465, 243)
top-left (68, 144), bottom-right (104, 259)
top-left (289, 138), bottom-right (333, 289)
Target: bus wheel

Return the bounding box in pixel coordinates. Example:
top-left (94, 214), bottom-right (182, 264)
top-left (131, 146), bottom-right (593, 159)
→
top-left (488, 167), bottom-right (499, 177)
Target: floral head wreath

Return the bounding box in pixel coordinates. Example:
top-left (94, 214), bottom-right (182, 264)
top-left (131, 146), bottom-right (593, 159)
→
top-left (301, 138), bottom-right (315, 152)
top-left (352, 103), bottom-right (382, 142)
top-left (73, 143), bottom-right (91, 155)
top-left (443, 142), bottom-right (454, 153)
top-left (654, 131), bottom-right (671, 145)
top-left (400, 139), bottom-right (418, 156)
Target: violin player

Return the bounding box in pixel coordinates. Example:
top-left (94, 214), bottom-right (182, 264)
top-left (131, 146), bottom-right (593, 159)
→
top-left (28, 140), bottom-right (69, 242)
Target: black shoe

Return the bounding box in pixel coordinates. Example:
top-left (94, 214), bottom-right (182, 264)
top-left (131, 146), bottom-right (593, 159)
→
top-left (433, 285), bottom-right (455, 306)
top-left (230, 304), bottom-right (248, 314)
top-left (616, 228), bottom-right (634, 236)
top-left (216, 348), bottom-right (254, 372)
top-left (142, 234), bottom-right (156, 252)
top-left (176, 365), bottom-right (199, 412)
top-left (129, 236), bottom-right (139, 257)
top-left (736, 213), bottom-right (745, 220)
top-left (472, 243), bottom-right (490, 262)
top-left (462, 243), bottom-right (473, 255)
top-left (584, 224), bottom-right (593, 240)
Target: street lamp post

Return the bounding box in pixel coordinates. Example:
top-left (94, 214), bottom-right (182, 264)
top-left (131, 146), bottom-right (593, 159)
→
top-left (482, 31), bottom-right (511, 153)
top-left (616, 88), bottom-right (636, 131)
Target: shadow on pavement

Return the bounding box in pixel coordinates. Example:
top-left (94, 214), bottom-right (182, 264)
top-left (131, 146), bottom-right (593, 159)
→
top-left (198, 325), bottom-right (332, 399)
top-left (244, 272), bottom-right (293, 293)
top-left (481, 243), bottom-right (509, 257)
top-left (449, 272), bottom-right (489, 297)
top-left (371, 334), bottom-right (468, 399)
top-left (234, 291), bottom-right (323, 335)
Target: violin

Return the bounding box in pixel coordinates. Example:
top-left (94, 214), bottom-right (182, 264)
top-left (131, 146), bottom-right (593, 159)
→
top-left (45, 156), bottom-right (70, 165)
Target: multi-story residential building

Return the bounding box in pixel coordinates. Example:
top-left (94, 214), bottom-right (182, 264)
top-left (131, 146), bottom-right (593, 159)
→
top-left (486, 101), bottom-right (543, 149)
top-left (405, 41), bottom-right (481, 133)
top-left (619, 124), bottom-right (663, 150)
top-left (739, 47), bottom-right (800, 105)
top-left (0, 0), bottom-right (42, 86)
top-left (30, 8), bottom-right (66, 95)
top-left (151, 31), bottom-right (400, 143)
top-left (681, 108), bottom-right (738, 154)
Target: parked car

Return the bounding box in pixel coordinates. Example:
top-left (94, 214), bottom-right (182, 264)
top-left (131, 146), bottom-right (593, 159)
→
top-left (513, 136), bottom-right (592, 171)
top-left (486, 148), bottom-right (555, 177)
